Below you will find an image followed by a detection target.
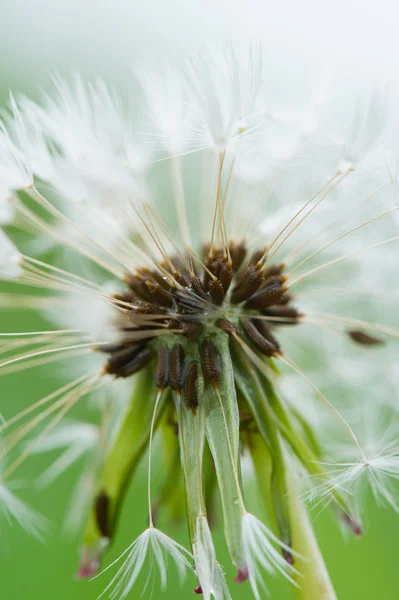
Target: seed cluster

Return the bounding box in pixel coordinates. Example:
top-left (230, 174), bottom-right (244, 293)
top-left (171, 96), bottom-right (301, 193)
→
top-left (100, 241), bottom-right (302, 406)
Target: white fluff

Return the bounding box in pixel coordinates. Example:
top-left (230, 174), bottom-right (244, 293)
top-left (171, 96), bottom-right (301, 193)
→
top-left (98, 527), bottom-right (193, 599)
top-left (0, 481), bottom-right (48, 540)
top-left (241, 513), bottom-right (298, 600)
top-left (0, 230), bottom-right (22, 280)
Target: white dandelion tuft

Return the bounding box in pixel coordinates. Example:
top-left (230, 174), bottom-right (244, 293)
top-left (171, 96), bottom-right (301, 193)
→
top-left (97, 527), bottom-right (193, 599)
top-left (0, 230), bottom-right (22, 280)
top-left (186, 44), bottom-right (266, 152)
top-left (304, 407), bottom-right (399, 514)
top-left (6, 94), bottom-right (54, 183)
top-left (0, 481), bottom-right (48, 541)
top-left (241, 513), bottom-right (298, 600)
top-left (0, 106), bottom-right (33, 204)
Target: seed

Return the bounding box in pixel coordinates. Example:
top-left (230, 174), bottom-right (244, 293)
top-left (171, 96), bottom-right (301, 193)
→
top-left (209, 278), bottom-right (225, 305)
top-left (262, 306), bottom-right (300, 324)
top-left (241, 319), bottom-right (280, 356)
top-left (282, 548), bottom-right (294, 566)
top-left (113, 291), bottom-right (136, 304)
top-left (155, 346), bottom-right (169, 389)
top-left (228, 241), bottom-right (247, 271)
top-left (254, 319), bottom-right (281, 353)
top-left (184, 361), bottom-right (199, 413)
top-left (250, 248), bottom-right (266, 265)
top-left (262, 263), bottom-right (285, 278)
top-left (124, 273), bottom-right (152, 302)
top-left (348, 330), bottom-right (384, 345)
top-left (104, 344), bottom-right (143, 374)
top-left (278, 293), bottom-right (292, 305)
top-left (132, 300), bottom-right (161, 315)
top-left (219, 260), bottom-right (233, 292)
top-left (95, 492), bottom-right (110, 538)
top-left (98, 342), bottom-right (132, 354)
top-left (170, 344), bottom-right (185, 391)
top-left (200, 337), bottom-right (220, 383)
top-left (244, 283), bottom-right (287, 310)
top-left (145, 281), bottom-right (174, 307)
top-left (141, 267), bottom-right (172, 291)
top-left (179, 320), bottom-right (203, 338)
top-left (109, 347), bottom-right (153, 378)
top-left (190, 275), bottom-right (208, 299)
top-left (231, 265), bottom-right (263, 303)
top-left (216, 318), bottom-right (239, 336)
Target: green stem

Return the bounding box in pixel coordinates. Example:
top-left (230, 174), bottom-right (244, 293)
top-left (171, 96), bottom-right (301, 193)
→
top-left (80, 367), bottom-right (167, 561)
top-left (286, 463), bottom-right (337, 600)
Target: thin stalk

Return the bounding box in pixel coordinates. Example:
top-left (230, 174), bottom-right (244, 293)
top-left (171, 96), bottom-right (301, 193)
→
top-left (286, 463), bottom-right (337, 600)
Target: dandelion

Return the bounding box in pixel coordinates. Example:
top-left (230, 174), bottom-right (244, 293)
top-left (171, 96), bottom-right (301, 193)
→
top-left (0, 45), bottom-right (398, 599)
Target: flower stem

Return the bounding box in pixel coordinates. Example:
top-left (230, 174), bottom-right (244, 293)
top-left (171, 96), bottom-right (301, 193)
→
top-left (286, 464), bottom-right (337, 600)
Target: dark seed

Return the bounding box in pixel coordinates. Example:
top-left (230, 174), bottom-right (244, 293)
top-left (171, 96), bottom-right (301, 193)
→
top-left (241, 319), bottom-right (280, 356)
top-left (282, 548), bottom-right (294, 565)
top-left (124, 273), bottom-right (153, 302)
top-left (209, 278), bottom-right (225, 305)
top-left (108, 347), bottom-right (153, 378)
top-left (170, 344), bottom-right (185, 391)
top-left (104, 344), bottom-right (143, 372)
top-left (170, 256), bottom-right (190, 285)
top-left (179, 320), bottom-right (203, 338)
top-left (132, 300), bottom-right (162, 315)
top-left (244, 283), bottom-right (287, 310)
top-left (262, 262), bottom-right (285, 279)
top-left (278, 293), bottom-right (292, 305)
top-left (207, 256), bottom-right (223, 279)
top-left (194, 586), bottom-right (203, 594)
top-left (216, 318), bottom-right (239, 336)
top-left (95, 492), bottom-right (110, 538)
top-left (231, 265), bottom-right (263, 304)
top-left (97, 341), bottom-right (134, 354)
top-left (113, 291), bottom-right (136, 304)
top-left (234, 568), bottom-right (249, 583)
top-left (229, 241), bottom-right (247, 271)
top-left (342, 512), bottom-right (363, 536)
top-left (254, 319), bottom-right (281, 352)
top-left (190, 275), bottom-right (209, 300)
top-left (262, 306), bottom-right (300, 324)
top-left (200, 337), bottom-right (220, 383)
top-left (202, 268), bottom-right (212, 293)
top-left (155, 346), bottom-right (169, 389)
top-left (141, 268), bottom-right (172, 291)
top-left (168, 259), bottom-right (189, 286)
top-left (145, 281), bottom-right (174, 307)
top-left (249, 248), bottom-right (266, 265)
top-left (184, 361), bottom-right (199, 413)
top-left (258, 274), bottom-right (286, 291)
top-left (219, 260), bottom-right (233, 292)
top-left (348, 330), bottom-right (384, 346)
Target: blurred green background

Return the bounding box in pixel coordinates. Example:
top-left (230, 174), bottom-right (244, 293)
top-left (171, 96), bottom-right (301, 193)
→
top-left (1, 1), bottom-right (399, 597)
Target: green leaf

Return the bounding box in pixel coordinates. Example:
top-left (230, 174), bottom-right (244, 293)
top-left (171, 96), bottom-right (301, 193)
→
top-left (204, 333), bottom-right (245, 568)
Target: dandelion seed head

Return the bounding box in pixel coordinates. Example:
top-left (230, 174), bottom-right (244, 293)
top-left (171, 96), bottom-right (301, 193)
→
top-left (0, 44), bottom-right (398, 599)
